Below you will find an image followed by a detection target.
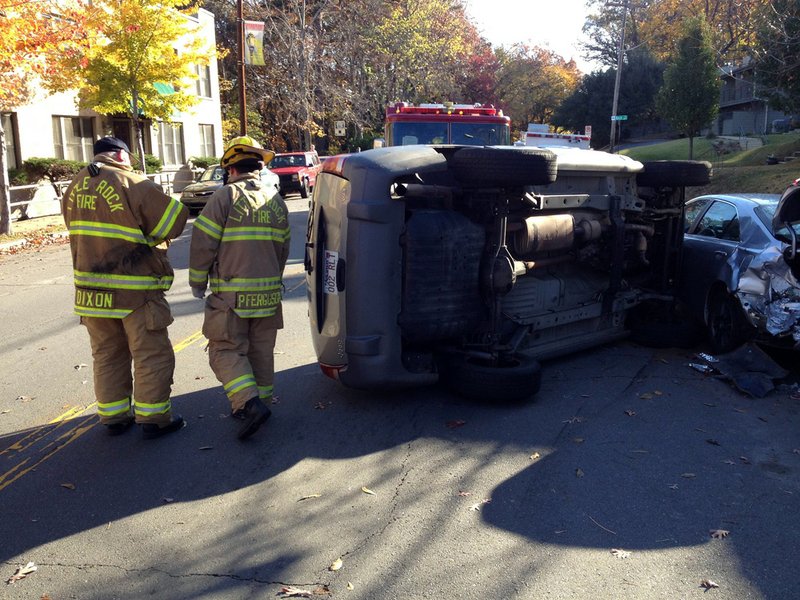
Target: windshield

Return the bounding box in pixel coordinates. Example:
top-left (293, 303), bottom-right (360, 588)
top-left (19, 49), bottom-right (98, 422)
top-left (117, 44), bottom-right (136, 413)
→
top-left (269, 155), bottom-right (305, 168)
top-left (391, 122), bottom-right (449, 145)
top-left (390, 122), bottom-right (510, 146)
top-left (451, 123), bottom-right (510, 146)
top-left (200, 166), bottom-right (225, 182)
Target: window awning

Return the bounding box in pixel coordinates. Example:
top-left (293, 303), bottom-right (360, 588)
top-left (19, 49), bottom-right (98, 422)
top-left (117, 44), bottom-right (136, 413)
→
top-left (153, 82), bottom-right (176, 95)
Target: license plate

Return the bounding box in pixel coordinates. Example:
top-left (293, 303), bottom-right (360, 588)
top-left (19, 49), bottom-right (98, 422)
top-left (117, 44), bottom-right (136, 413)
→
top-left (323, 249), bottom-right (338, 295)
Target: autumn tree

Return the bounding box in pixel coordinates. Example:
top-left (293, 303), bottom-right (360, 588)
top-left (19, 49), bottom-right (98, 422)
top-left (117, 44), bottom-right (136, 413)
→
top-left (752, 0), bottom-right (800, 114)
top-left (582, 0), bottom-right (768, 69)
top-left (0, 0), bottom-right (89, 234)
top-left (494, 45), bottom-right (582, 136)
top-left (50, 0), bottom-right (211, 171)
top-left (656, 16), bottom-right (720, 159)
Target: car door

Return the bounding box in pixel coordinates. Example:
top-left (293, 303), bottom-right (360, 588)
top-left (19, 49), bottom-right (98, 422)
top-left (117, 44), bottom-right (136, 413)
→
top-left (681, 198), bottom-right (742, 319)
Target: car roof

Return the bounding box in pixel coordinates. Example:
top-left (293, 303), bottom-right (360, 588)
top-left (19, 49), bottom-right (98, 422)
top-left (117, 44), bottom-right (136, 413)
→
top-left (690, 193), bottom-right (780, 206)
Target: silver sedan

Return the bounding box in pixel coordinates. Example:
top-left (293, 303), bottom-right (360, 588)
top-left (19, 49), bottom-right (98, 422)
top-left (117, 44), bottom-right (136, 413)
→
top-left (680, 188), bottom-right (800, 352)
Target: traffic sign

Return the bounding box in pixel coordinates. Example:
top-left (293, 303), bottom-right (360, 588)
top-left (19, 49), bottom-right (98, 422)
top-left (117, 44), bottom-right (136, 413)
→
top-left (611, 115), bottom-right (628, 121)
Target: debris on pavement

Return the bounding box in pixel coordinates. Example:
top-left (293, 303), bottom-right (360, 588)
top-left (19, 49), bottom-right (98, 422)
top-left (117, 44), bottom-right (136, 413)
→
top-left (689, 343), bottom-right (789, 397)
top-left (6, 561), bottom-right (36, 584)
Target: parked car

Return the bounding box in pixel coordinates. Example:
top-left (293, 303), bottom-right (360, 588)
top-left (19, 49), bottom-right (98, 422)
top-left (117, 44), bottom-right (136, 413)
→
top-left (681, 190), bottom-right (800, 353)
top-left (179, 164), bottom-right (280, 212)
top-left (305, 145), bottom-right (710, 400)
top-left (268, 151), bottom-right (321, 198)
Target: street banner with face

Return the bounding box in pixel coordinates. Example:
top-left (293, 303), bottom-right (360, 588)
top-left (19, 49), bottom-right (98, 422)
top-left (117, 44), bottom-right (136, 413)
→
top-left (244, 21), bottom-right (265, 66)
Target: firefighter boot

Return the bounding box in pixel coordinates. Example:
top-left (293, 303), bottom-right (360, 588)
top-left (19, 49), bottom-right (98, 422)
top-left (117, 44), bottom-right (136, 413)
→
top-left (234, 397), bottom-right (271, 440)
top-left (105, 417), bottom-right (135, 436)
top-left (141, 415), bottom-right (186, 440)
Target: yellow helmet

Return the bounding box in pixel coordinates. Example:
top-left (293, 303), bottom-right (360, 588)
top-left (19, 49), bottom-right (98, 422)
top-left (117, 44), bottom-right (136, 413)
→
top-left (221, 135), bottom-right (275, 168)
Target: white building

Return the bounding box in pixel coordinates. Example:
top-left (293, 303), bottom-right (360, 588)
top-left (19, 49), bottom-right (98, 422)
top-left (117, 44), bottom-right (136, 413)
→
top-left (3, 8), bottom-right (223, 198)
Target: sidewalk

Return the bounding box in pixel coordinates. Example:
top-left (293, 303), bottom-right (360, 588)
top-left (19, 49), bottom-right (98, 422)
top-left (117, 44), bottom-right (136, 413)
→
top-left (0, 214), bottom-right (69, 254)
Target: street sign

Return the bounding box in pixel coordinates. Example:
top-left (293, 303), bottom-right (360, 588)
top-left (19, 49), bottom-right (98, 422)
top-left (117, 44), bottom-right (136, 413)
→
top-left (334, 120), bottom-right (345, 136)
top-left (611, 115), bottom-right (628, 121)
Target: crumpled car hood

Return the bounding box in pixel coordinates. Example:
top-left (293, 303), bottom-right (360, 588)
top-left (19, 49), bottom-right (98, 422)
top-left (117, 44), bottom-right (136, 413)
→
top-left (183, 180), bottom-right (221, 194)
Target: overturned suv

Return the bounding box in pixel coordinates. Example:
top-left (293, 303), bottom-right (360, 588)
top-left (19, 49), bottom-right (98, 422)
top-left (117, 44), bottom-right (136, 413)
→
top-left (305, 145), bottom-right (710, 400)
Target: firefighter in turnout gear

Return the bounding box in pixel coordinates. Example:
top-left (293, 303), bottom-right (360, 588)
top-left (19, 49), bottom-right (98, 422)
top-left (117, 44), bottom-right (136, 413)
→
top-left (62, 137), bottom-right (189, 439)
top-left (189, 136), bottom-right (290, 440)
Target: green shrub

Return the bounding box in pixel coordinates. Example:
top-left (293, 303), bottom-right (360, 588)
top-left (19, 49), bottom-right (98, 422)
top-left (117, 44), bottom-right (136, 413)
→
top-left (22, 157), bottom-right (86, 195)
top-left (8, 167), bottom-right (28, 186)
top-left (189, 156), bottom-right (220, 169)
top-left (143, 154), bottom-right (162, 174)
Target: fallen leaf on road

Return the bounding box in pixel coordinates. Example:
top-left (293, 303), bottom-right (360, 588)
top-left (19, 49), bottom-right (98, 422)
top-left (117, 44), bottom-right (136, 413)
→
top-left (680, 473), bottom-right (696, 479)
top-left (314, 402), bottom-right (329, 410)
top-left (1, 409), bottom-right (10, 414)
top-left (446, 419), bottom-right (466, 428)
top-left (793, 449), bottom-right (800, 455)
top-left (457, 490), bottom-right (471, 497)
top-left (563, 416), bottom-right (584, 424)
top-left (611, 548), bottom-right (630, 559)
top-left (529, 452), bottom-right (541, 461)
top-left (572, 437), bottom-right (584, 444)
top-left (6, 561), bottom-right (36, 584)
top-left (16, 395), bottom-right (32, 402)
top-left (298, 494), bottom-right (321, 501)
top-left (654, 390), bottom-right (663, 396)
top-left (722, 459), bottom-right (735, 465)
top-left (329, 557), bottom-right (343, 571)
top-left (624, 410), bottom-right (636, 417)
top-left (740, 456), bottom-right (751, 464)
top-left (706, 439), bottom-right (721, 446)
top-left (162, 497), bottom-right (175, 503)
top-left (74, 363), bottom-right (88, 370)
top-left (668, 484), bottom-right (679, 490)
top-left (198, 446), bottom-right (213, 451)
top-left (576, 468), bottom-right (585, 478)
top-left (703, 402), bottom-right (717, 407)
top-left (361, 486), bottom-right (375, 495)
top-left (279, 586), bottom-right (313, 598)
top-left (347, 582), bottom-right (354, 590)
top-left (469, 499), bottom-right (492, 511)
top-left (60, 483), bottom-right (75, 490)
top-left (700, 579), bottom-right (719, 589)
top-left (710, 529), bottom-right (729, 539)
top-left (639, 393), bottom-right (653, 399)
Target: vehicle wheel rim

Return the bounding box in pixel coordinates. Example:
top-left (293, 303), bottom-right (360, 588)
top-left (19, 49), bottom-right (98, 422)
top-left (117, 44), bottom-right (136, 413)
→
top-left (710, 299), bottom-right (733, 349)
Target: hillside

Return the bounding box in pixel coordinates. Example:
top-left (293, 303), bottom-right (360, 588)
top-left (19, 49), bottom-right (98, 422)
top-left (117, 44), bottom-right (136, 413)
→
top-left (622, 133), bottom-right (800, 196)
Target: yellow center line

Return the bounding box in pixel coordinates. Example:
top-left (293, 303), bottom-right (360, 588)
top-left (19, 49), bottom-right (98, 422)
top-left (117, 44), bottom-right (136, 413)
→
top-left (0, 330), bottom-right (204, 492)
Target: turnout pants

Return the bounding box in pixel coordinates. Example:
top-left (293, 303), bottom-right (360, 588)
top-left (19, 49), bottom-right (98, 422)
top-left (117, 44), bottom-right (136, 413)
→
top-left (82, 297), bottom-right (176, 426)
top-left (203, 296), bottom-right (277, 413)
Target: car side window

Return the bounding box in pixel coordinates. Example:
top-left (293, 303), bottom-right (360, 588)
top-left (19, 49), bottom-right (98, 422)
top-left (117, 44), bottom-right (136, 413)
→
top-left (696, 201), bottom-right (739, 241)
top-left (685, 197), bottom-right (712, 232)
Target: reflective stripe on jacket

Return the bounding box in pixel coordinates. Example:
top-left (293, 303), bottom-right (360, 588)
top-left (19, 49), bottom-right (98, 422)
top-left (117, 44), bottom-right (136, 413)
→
top-left (62, 156), bottom-right (188, 318)
top-left (189, 171), bottom-right (290, 321)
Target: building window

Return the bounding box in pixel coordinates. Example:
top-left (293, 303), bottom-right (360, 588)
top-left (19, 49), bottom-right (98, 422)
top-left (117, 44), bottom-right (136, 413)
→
top-left (52, 116), bottom-right (95, 161)
top-left (195, 64), bottom-right (212, 98)
top-left (2, 113), bottom-right (19, 170)
top-left (198, 124), bottom-right (215, 157)
top-left (157, 122), bottom-right (185, 165)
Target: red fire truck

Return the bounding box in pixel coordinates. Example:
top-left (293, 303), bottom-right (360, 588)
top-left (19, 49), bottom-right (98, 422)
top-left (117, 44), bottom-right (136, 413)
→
top-left (382, 102), bottom-right (511, 146)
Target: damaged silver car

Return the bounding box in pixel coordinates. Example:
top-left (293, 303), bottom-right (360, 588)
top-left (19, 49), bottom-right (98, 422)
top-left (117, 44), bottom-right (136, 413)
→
top-left (681, 187), bottom-right (800, 352)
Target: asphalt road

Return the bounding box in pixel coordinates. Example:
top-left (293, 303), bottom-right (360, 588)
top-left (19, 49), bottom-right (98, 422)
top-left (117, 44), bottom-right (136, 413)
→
top-left (1, 200), bottom-right (799, 600)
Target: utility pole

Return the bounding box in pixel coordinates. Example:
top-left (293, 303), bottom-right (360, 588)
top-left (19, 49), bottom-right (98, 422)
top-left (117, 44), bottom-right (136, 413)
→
top-left (609, 0), bottom-right (628, 154)
top-left (237, 0), bottom-right (247, 135)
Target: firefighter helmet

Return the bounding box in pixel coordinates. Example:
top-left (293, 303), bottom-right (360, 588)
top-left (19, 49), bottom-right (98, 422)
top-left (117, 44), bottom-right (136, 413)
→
top-left (221, 135), bottom-right (275, 168)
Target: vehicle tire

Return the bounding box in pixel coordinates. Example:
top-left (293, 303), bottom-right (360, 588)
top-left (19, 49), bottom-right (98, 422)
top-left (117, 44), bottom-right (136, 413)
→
top-left (439, 352), bottom-right (542, 402)
top-left (636, 160), bottom-right (712, 188)
top-left (451, 146), bottom-right (557, 188)
top-left (706, 288), bottom-right (752, 353)
top-left (300, 178), bottom-right (310, 199)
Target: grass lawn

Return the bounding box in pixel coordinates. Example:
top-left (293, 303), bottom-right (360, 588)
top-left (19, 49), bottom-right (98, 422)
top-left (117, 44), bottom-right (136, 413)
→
top-left (622, 132), bottom-right (800, 195)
